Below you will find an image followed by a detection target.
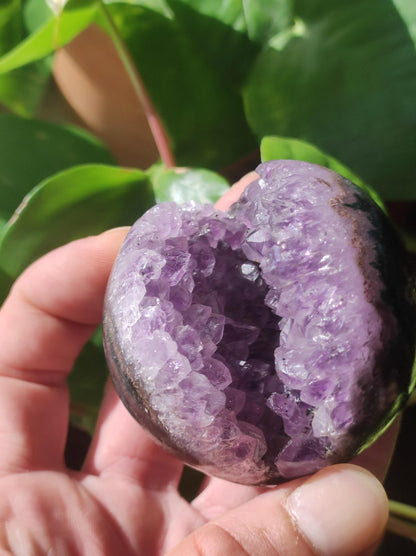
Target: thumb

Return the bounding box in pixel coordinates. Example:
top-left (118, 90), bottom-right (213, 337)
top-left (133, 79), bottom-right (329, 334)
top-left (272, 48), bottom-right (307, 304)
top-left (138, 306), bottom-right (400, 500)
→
top-left (167, 464), bottom-right (388, 556)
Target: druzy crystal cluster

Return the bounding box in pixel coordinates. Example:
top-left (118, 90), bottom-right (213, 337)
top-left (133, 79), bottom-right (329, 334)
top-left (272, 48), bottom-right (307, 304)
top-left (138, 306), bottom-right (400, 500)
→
top-left (104, 160), bottom-right (415, 485)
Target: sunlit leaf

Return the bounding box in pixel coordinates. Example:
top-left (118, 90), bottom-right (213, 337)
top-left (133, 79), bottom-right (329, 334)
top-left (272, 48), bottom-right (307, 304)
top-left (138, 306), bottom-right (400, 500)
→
top-left (0, 164), bottom-right (154, 298)
top-left (151, 165), bottom-right (229, 204)
top-left (0, 0), bottom-right (100, 74)
top-left (242, 0), bottom-right (294, 43)
top-left (244, 0), bottom-right (416, 200)
top-left (167, 0), bottom-right (257, 87)
top-left (0, 114), bottom-right (114, 226)
top-left (0, 0), bottom-right (51, 114)
top-left (23, 0), bottom-right (56, 33)
top-left (260, 135), bottom-right (384, 208)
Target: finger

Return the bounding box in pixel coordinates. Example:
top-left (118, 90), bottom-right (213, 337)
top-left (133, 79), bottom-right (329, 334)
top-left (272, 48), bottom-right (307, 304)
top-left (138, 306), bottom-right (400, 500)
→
top-left (215, 171), bottom-right (259, 212)
top-left (167, 464), bottom-right (389, 556)
top-left (0, 228), bottom-right (128, 472)
top-left (82, 380), bottom-right (184, 490)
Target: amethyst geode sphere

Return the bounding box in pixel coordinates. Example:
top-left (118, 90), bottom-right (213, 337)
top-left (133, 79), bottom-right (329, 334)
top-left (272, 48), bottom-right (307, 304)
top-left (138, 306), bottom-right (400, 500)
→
top-left (103, 160), bottom-right (415, 485)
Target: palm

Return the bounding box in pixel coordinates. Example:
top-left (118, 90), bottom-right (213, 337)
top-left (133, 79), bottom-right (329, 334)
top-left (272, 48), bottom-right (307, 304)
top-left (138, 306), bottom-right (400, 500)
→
top-left (0, 466), bottom-right (199, 554)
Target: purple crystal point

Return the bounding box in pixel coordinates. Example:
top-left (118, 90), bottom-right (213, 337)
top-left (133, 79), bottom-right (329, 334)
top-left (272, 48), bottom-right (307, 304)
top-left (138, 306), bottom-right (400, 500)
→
top-left (103, 160), bottom-right (416, 485)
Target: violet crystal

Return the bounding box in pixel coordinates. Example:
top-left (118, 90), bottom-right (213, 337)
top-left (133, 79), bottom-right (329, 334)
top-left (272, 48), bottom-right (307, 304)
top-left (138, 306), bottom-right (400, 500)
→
top-left (103, 160), bottom-right (416, 485)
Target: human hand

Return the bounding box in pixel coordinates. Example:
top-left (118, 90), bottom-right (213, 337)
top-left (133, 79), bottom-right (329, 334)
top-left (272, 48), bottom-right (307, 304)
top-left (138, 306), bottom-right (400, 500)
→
top-left (0, 176), bottom-right (396, 555)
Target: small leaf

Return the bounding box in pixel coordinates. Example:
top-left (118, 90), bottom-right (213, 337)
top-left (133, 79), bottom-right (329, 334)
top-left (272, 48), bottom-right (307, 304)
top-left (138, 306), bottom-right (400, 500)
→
top-left (0, 114), bottom-right (114, 226)
top-left (0, 0), bottom-right (100, 74)
top-left (260, 136), bottom-right (385, 209)
top-left (151, 166), bottom-right (229, 204)
top-left (0, 164), bottom-right (155, 299)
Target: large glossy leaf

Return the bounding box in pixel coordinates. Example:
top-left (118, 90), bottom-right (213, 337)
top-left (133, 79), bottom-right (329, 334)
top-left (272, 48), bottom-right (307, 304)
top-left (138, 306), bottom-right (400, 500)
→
top-left (151, 166), bottom-right (229, 204)
top-left (0, 114), bottom-right (114, 227)
top-left (107, 2), bottom-right (257, 169)
top-left (242, 0), bottom-right (294, 43)
top-left (260, 135), bottom-right (385, 208)
top-left (166, 0), bottom-right (258, 88)
top-left (0, 0), bottom-right (51, 114)
top-left (244, 0), bottom-right (416, 200)
top-left (0, 0), bottom-right (100, 74)
top-left (0, 164), bottom-right (154, 298)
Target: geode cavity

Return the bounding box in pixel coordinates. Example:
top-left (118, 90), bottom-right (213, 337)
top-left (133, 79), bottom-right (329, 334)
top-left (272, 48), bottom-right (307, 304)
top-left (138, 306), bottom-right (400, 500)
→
top-left (103, 160), bottom-right (416, 485)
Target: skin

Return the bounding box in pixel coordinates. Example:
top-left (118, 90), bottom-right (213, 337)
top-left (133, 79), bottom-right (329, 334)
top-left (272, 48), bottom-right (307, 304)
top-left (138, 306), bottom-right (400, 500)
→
top-left (0, 175), bottom-right (398, 555)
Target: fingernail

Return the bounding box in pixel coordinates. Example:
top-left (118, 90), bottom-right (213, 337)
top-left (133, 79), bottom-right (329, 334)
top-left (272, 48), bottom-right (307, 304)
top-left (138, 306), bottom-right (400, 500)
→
top-left (286, 465), bottom-right (388, 555)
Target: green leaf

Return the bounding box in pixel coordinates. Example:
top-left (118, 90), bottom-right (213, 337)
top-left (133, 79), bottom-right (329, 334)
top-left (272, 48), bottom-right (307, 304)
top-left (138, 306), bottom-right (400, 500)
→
top-left (0, 0), bottom-right (51, 114)
top-left (106, 2), bottom-right (257, 169)
top-left (242, 0), bottom-right (294, 43)
top-left (166, 0), bottom-right (258, 88)
top-left (0, 164), bottom-right (155, 298)
top-left (0, 0), bottom-right (100, 74)
top-left (0, 60), bottom-right (51, 116)
top-left (151, 166), bottom-right (229, 204)
top-left (0, 0), bottom-right (22, 50)
top-left (23, 0), bottom-right (57, 34)
top-left (244, 0), bottom-right (416, 200)
top-left (260, 135), bottom-right (384, 209)
top-left (0, 114), bottom-right (114, 226)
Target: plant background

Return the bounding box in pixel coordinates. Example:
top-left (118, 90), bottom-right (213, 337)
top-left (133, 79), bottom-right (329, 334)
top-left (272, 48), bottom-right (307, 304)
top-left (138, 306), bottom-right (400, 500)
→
top-left (0, 0), bottom-right (415, 551)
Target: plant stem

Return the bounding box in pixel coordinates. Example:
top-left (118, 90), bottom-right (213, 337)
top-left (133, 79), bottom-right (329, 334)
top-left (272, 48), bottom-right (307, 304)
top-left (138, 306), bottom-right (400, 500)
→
top-left (97, 2), bottom-right (175, 168)
top-left (389, 500), bottom-right (416, 523)
top-left (387, 500), bottom-right (416, 543)
top-left (408, 384), bottom-right (416, 406)
top-left (387, 515), bottom-right (416, 543)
